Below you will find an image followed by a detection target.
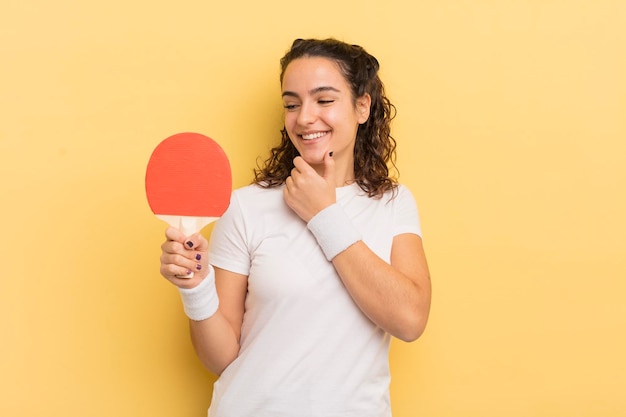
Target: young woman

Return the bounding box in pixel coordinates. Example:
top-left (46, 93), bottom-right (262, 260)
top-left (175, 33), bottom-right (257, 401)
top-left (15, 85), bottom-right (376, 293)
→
top-left (159, 38), bottom-right (431, 417)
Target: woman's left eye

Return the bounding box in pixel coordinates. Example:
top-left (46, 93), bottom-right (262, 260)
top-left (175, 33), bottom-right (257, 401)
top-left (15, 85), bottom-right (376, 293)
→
top-left (318, 100), bottom-right (334, 105)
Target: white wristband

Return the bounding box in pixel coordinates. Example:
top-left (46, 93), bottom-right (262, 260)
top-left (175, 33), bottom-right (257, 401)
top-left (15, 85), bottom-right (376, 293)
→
top-left (177, 265), bottom-right (219, 321)
top-left (307, 203), bottom-right (362, 261)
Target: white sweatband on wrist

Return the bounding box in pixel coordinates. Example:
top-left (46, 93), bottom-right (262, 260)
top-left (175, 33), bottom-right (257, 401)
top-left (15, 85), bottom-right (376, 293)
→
top-left (307, 203), bottom-right (362, 261)
top-left (177, 265), bottom-right (219, 321)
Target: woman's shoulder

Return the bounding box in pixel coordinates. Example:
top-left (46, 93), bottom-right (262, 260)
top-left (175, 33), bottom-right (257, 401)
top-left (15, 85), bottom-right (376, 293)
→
top-left (378, 182), bottom-right (415, 202)
top-left (233, 183), bottom-right (283, 197)
top-left (229, 183), bottom-right (285, 212)
top-left (393, 183), bottom-right (414, 197)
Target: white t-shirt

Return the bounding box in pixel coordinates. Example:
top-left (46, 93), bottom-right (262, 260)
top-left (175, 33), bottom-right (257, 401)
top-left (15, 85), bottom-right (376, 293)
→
top-left (207, 182), bottom-right (421, 417)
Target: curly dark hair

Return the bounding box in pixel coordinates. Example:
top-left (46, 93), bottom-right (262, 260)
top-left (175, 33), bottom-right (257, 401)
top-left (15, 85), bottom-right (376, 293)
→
top-left (253, 38), bottom-right (398, 198)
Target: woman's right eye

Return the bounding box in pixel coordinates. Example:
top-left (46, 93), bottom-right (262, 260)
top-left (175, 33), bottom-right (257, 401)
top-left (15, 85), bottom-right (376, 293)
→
top-left (283, 104), bottom-right (299, 111)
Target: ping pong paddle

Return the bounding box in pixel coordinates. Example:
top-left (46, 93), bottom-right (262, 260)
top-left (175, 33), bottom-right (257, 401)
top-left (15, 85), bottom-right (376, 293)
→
top-left (146, 132), bottom-right (232, 278)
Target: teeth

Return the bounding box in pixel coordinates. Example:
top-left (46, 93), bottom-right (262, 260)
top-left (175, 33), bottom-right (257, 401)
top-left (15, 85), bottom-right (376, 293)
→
top-left (301, 131), bottom-right (327, 140)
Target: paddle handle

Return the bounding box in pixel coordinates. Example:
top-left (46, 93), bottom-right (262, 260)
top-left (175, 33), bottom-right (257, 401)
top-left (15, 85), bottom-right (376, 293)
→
top-left (157, 215), bottom-right (219, 279)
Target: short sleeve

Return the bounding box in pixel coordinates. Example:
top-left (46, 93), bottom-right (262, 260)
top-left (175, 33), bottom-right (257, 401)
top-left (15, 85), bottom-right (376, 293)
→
top-left (208, 191), bottom-right (251, 276)
top-left (393, 185), bottom-right (422, 238)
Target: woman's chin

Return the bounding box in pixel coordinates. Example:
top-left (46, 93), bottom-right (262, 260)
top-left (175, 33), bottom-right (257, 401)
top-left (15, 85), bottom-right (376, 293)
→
top-left (299, 151), bottom-right (327, 166)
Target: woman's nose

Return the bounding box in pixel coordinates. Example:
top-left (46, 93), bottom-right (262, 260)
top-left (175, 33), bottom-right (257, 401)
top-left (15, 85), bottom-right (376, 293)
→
top-left (296, 102), bottom-right (317, 125)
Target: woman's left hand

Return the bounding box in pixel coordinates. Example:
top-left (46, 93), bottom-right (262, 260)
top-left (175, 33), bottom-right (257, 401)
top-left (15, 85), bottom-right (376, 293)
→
top-left (283, 152), bottom-right (336, 222)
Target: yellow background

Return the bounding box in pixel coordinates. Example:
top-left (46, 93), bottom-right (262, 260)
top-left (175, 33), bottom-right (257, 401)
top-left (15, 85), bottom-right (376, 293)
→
top-left (1, 0), bottom-right (625, 416)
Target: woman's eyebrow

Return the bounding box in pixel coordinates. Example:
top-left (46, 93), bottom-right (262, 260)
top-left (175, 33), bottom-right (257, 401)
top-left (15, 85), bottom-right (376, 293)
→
top-left (282, 86), bottom-right (341, 98)
top-left (281, 91), bottom-right (299, 98)
top-left (310, 86), bottom-right (340, 95)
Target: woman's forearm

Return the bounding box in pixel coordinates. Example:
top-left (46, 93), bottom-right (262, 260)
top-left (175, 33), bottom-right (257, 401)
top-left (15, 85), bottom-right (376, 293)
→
top-left (189, 312), bottom-right (241, 375)
top-left (331, 234), bottom-right (431, 342)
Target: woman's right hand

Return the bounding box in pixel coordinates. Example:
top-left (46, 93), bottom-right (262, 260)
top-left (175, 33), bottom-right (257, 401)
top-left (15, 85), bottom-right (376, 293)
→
top-left (159, 227), bottom-right (210, 289)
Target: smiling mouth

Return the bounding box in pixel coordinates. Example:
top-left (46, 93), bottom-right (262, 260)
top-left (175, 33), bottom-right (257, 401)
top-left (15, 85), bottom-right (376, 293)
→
top-left (301, 131), bottom-right (329, 140)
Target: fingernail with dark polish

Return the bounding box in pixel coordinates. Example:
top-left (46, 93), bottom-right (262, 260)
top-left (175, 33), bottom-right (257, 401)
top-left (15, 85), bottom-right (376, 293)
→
top-left (196, 264), bottom-right (202, 271)
top-left (195, 254), bottom-right (202, 261)
top-left (186, 241), bottom-right (194, 248)
top-left (186, 269), bottom-right (192, 275)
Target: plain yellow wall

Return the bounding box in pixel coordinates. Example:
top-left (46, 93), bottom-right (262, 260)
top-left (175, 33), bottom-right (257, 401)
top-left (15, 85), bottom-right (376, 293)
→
top-left (1, 1), bottom-right (625, 416)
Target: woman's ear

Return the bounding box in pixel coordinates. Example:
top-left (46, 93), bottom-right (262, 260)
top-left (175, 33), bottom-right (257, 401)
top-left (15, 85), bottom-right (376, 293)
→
top-left (356, 93), bottom-right (372, 124)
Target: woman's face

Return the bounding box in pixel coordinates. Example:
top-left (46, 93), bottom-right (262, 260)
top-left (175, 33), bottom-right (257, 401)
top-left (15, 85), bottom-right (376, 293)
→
top-left (281, 56), bottom-right (370, 175)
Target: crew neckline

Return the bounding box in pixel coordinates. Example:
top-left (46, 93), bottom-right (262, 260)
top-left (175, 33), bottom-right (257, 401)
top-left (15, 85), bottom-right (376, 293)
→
top-left (336, 182), bottom-right (362, 198)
